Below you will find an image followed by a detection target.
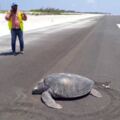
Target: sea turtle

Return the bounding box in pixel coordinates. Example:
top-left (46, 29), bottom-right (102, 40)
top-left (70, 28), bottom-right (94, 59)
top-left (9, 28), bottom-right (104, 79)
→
top-left (32, 73), bottom-right (102, 109)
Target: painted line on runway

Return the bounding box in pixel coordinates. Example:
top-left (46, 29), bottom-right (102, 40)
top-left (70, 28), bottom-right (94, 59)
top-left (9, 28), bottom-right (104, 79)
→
top-left (117, 24), bottom-right (120, 28)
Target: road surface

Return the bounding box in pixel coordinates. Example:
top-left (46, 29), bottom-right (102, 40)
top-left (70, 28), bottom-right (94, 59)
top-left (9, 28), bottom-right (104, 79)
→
top-left (0, 15), bottom-right (120, 120)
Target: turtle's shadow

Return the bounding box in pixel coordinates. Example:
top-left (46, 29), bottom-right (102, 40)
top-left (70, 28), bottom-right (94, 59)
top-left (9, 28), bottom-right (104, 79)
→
top-left (0, 51), bottom-right (20, 56)
top-left (33, 92), bottom-right (90, 101)
top-left (54, 93), bottom-right (90, 101)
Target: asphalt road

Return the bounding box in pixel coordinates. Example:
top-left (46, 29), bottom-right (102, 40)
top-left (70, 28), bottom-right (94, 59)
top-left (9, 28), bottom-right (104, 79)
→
top-left (0, 15), bottom-right (120, 120)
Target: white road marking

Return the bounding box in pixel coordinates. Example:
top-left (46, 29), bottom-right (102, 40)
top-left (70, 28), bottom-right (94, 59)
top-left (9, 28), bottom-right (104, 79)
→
top-left (117, 24), bottom-right (120, 28)
top-left (34, 86), bottom-right (38, 90)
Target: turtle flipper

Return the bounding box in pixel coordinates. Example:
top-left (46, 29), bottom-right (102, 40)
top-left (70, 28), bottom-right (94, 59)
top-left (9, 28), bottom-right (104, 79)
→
top-left (90, 88), bottom-right (102, 98)
top-left (41, 91), bottom-right (62, 109)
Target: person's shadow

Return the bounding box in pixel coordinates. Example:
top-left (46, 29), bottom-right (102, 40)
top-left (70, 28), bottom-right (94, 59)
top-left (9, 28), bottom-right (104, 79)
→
top-left (0, 51), bottom-right (20, 56)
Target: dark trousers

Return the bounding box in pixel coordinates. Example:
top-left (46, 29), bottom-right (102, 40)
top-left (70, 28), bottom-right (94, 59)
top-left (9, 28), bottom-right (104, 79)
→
top-left (11, 29), bottom-right (24, 52)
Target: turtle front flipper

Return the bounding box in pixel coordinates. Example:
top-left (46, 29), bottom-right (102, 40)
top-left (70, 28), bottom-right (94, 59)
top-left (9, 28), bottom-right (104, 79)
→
top-left (41, 91), bottom-right (62, 109)
top-left (90, 88), bottom-right (102, 98)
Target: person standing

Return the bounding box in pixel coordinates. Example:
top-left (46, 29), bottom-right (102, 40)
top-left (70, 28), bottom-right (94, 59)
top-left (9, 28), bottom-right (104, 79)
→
top-left (5, 3), bottom-right (27, 55)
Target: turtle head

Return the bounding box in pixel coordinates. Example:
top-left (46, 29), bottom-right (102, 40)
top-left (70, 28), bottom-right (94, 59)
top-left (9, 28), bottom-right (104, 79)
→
top-left (32, 79), bottom-right (48, 95)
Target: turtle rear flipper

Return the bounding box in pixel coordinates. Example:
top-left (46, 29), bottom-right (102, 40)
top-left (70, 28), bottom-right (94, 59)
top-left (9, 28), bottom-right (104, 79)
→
top-left (90, 88), bottom-right (102, 98)
top-left (41, 91), bottom-right (62, 109)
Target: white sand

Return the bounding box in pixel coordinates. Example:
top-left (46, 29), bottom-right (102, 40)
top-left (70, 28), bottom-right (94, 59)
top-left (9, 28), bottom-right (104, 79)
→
top-left (0, 13), bottom-right (103, 37)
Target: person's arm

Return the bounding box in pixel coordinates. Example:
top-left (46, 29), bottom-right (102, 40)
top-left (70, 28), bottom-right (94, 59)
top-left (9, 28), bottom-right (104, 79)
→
top-left (21, 12), bottom-right (27, 21)
top-left (5, 11), bottom-right (12, 21)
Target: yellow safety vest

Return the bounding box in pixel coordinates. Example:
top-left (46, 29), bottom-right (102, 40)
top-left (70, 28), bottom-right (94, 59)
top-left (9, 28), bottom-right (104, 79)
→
top-left (8, 12), bottom-right (24, 31)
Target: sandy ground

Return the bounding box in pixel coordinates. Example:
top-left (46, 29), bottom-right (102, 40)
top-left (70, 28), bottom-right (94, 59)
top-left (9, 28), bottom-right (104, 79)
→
top-left (0, 13), bottom-right (103, 37)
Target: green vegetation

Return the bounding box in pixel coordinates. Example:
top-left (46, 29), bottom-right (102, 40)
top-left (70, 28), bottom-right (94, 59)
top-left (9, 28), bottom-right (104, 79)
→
top-left (29, 8), bottom-right (108, 15)
top-left (81, 11), bottom-right (110, 14)
top-left (30, 8), bottom-right (78, 15)
top-left (0, 10), bottom-right (7, 13)
top-left (0, 8), bottom-right (108, 15)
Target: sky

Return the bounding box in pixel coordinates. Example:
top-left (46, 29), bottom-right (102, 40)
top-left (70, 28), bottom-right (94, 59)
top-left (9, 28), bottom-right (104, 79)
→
top-left (0, 0), bottom-right (120, 15)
